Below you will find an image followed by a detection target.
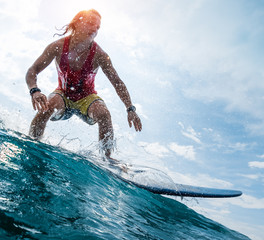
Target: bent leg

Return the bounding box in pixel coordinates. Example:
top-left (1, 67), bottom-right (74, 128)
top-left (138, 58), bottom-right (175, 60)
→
top-left (29, 93), bottom-right (65, 140)
top-left (88, 101), bottom-right (114, 157)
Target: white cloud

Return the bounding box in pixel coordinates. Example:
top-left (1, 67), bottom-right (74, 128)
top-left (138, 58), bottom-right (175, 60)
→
top-left (231, 194), bottom-right (264, 209)
top-left (169, 142), bottom-right (196, 161)
top-left (230, 142), bottom-right (250, 151)
top-left (181, 130), bottom-right (201, 144)
top-left (221, 142), bottom-right (252, 154)
top-left (138, 142), bottom-right (169, 158)
top-left (189, 194), bottom-right (264, 216)
top-left (167, 170), bottom-right (233, 189)
top-left (178, 122), bottom-right (201, 144)
top-left (238, 173), bottom-right (261, 180)
top-left (249, 161), bottom-right (264, 169)
top-left (201, 128), bottom-right (253, 154)
top-left (200, 193), bottom-right (264, 210)
top-left (195, 174), bottom-right (233, 188)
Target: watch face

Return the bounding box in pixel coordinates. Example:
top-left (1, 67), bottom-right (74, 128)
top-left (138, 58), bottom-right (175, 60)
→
top-left (128, 106), bottom-right (136, 112)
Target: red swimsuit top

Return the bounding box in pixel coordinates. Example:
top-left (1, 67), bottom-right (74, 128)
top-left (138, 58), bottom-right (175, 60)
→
top-left (56, 36), bottom-right (98, 101)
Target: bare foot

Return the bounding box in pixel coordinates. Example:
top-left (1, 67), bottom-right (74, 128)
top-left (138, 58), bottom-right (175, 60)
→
top-left (105, 156), bottom-right (128, 173)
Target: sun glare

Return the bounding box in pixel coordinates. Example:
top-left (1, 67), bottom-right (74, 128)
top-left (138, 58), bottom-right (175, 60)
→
top-left (62, 0), bottom-right (112, 24)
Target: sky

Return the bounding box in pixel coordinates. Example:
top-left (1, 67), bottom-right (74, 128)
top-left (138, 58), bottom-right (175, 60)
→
top-left (0, 0), bottom-right (264, 239)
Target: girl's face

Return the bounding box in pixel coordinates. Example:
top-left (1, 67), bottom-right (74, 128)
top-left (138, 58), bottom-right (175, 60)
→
top-left (75, 13), bottom-right (101, 39)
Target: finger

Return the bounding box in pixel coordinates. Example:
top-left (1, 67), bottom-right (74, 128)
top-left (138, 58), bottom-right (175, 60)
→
top-left (44, 99), bottom-right (49, 110)
top-left (35, 96), bottom-right (48, 112)
top-left (127, 115), bottom-right (132, 128)
top-left (32, 99), bottom-right (36, 111)
top-left (39, 98), bottom-right (47, 111)
top-left (138, 119), bottom-right (142, 131)
top-left (42, 96), bottom-right (49, 110)
top-left (36, 98), bottom-right (44, 112)
top-left (134, 119), bottom-right (139, 131)
top-left (34, 100), bottom-right (40, 112)
top-left (36, 101), bottom-right (42, 112)
top-left (136, 118), bottom-right (142, 132)
top-left (133, 119), bottom-right (139, 132)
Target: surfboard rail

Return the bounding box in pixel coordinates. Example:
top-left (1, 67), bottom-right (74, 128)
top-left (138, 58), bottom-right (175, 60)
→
top-left (130, 182), bottom-right (243, 198)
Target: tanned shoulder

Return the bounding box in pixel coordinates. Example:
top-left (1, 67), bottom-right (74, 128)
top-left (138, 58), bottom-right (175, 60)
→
top-left (48, 38), bottom-right (65, 58)
top-left (30, 38), bottom-right (66, 74)
top-left (93, 43), bottom-right (109, 69)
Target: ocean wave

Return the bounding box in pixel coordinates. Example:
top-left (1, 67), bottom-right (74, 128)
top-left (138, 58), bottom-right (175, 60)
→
top-left (0, 129), bottom-right (249, 240)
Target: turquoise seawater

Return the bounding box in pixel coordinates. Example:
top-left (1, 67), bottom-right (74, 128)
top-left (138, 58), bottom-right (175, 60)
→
top-left (0, 128), bottom-right (250, 240)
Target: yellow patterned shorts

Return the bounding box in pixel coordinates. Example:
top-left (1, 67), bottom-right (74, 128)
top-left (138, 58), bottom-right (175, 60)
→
top-left (50, 90), bottom-right (103, 125)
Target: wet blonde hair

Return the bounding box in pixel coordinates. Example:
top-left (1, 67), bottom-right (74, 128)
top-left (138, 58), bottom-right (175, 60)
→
top-left (55, 9), bottom-right (101, 37)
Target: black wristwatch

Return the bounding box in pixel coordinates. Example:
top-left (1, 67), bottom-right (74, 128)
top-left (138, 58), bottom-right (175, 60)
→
top-left (127, 105), bottom-right (136, 113)
top-left (30, 87), bottom-right (41, 96)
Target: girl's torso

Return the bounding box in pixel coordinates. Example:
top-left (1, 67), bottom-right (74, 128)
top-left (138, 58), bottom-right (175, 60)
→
top-left (55, 36), bottom-right (100, 101)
